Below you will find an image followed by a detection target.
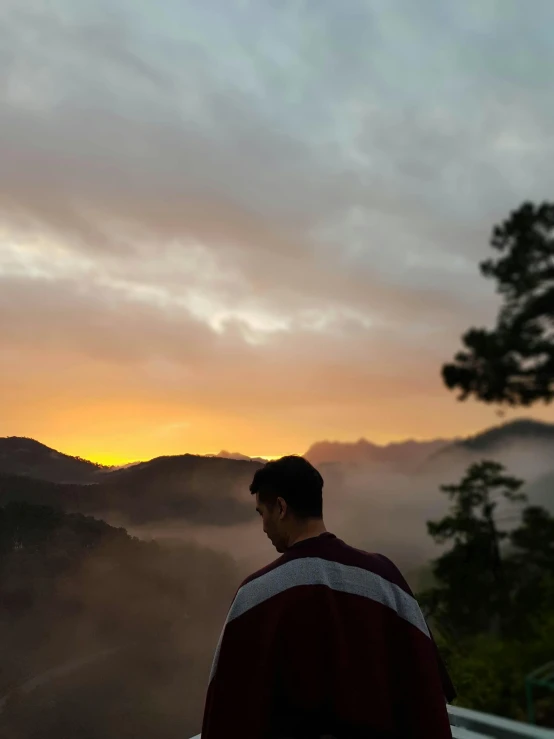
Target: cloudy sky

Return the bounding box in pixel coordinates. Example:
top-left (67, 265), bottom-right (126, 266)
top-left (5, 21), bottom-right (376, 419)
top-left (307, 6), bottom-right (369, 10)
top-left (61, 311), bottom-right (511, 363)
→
top-left (2, 0), bottom-right (554, 464)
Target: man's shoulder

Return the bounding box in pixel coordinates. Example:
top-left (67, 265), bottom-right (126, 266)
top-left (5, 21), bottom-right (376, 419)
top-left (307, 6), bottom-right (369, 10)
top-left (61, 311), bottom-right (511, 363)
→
top-left (238, 537), bottom-right (412, 596)
top-left (227, 539), bottom-right (427, 642)
top-left (322, 537), bottom-right (413, 595)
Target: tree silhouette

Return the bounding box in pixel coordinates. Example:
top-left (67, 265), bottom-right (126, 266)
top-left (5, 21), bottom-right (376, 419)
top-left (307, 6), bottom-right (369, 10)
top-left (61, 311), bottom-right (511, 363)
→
top-left (443, 202), bottom-right (554, 406)
top-left (420, 461), bottom-right (526, 639)
top-left (511, 505), bottom-right (554, 570)
top-left (509, 505), bottom-right (554, 626)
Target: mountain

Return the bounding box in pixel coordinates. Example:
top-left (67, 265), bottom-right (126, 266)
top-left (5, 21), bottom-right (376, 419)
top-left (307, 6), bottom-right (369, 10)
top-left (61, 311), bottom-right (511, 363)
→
top-left (2, 418), bottom-right (553, 530)
top-left (0, 437), bottom-right (108, 484)
top-left (0, 453), bottom-right (262, 527)
top-left (304, 437), bottom-right (450, 468)
top-left (425, 419), bottom-right (554, 480)
top-left (305, 419), bottom-right (554, 473)
top-left (446, 418), bottom-right (554, 453)
top-left (215, 451), bottom-right (267, 464)
top-left (99, 454), bottom-right (262, 524)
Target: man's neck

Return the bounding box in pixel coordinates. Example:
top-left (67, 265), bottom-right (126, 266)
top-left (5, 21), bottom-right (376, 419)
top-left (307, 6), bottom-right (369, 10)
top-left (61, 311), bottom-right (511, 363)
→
top-left (288, 520), bottom-right (328, 548)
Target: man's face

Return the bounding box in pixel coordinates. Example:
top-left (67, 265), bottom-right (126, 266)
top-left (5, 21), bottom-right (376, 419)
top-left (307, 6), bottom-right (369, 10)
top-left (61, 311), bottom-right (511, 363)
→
top-left (255, 493), bottom-right (288, 553)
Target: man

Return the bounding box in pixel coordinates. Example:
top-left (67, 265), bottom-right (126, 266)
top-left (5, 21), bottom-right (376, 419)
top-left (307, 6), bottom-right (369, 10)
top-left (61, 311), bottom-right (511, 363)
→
top-left (201, 456), bottom-right (455, 739)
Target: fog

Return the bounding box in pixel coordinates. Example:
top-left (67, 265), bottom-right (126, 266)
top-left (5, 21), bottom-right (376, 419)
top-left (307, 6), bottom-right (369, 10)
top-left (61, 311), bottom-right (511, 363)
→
top-left (131, 434), bottom-right (554, 590)
top-left (0, 519), bottom-right (241, 738)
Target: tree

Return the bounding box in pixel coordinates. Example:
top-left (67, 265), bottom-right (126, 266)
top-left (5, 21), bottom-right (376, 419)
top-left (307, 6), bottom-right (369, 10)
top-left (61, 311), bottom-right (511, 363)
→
top-left (511, 505), bottom-right (554, 570)
top-left (509, 506), bottom-right (554, 628)
top-left (420, 463), bottom-right (554, 724)
top-left (420, 461), bottom-right (526, 639)
top-left (443, 201), bottom-right (554, 406)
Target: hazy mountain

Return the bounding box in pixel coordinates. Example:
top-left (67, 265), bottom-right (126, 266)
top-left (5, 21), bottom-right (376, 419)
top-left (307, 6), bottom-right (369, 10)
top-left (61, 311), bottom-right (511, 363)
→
top-left (433, 418), bottom-right (554, 455)
top-left (6, 418), bottom-right (552, 487)
top-left (304, 437), bottom-right (450, 468)
top-left (305, 419), bottom-right (554, 474)
top-left (0, 437), bottom-right (108, 484)
top-left (2, 418), bottom-right (553, 547)
top-left (0, 439), bottom-right (262, 528)
top-left (215, 451), bottom-right (267, 464)
top-left (100, 454), bottom-right (261, 524)
top-left (0, 453), bottom-right (262, 527)
top-left (424, 419), bottom-right (554, 481)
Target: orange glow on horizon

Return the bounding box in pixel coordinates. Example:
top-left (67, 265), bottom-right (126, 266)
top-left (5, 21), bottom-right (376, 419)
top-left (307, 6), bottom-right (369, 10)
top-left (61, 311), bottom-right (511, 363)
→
top-left (81, 451), bottom-right (285, 467)
top-left (52, 446), bottom-right (292, 467)
top-left (5, 354), bottom-right (554, 469)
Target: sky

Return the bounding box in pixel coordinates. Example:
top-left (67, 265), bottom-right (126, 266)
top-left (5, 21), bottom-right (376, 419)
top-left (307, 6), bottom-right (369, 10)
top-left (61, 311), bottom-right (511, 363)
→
top-left (2, 0), bottom-right (554, 465)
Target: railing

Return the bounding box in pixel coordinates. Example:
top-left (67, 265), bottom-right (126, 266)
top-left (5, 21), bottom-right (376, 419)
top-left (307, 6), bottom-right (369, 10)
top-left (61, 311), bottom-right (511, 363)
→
top-left (526, 663), bottom-right (554, 724)
top-left (448, 705), bottom-right (554, 739)
top-left (189, 705), bottom-right (554, 739)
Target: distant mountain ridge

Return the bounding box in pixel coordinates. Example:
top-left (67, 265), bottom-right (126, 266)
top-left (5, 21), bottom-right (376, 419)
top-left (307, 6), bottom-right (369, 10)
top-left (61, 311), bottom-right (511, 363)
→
top-left (451, 418), bottom-right (554, 452)
top-left (1, 418), bottom-right (553, 529)
top-left (304, 437), bottom-right (450, 468)
top-left (3, 418), bottom-right (554, 482)
top-left (214, 451), bottom-right (267, 464)
top-left (425, 418), bottom-right (554, 474)
top-left (304, 418), bottom-right (554, 467)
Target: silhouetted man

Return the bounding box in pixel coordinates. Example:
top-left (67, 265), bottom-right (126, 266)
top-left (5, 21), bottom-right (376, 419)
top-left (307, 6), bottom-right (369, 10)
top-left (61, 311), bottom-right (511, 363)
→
top-left (201, 455), bottom-right (455, 739)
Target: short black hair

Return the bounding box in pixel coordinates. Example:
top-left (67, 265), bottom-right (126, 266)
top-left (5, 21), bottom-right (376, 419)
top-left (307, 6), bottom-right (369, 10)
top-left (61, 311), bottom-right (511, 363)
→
top-left (249, 455), bottom-right (323, 519)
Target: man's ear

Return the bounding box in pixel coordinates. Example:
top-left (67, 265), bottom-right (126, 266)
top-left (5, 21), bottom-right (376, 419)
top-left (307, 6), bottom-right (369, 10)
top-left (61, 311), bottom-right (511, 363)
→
top-left (277, 496), bottom-right (287, 520)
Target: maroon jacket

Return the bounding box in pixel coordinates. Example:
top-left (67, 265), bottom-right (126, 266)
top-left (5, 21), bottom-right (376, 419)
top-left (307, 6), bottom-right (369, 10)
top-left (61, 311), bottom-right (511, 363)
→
top-left (201, 533), bottom-right (455, 739)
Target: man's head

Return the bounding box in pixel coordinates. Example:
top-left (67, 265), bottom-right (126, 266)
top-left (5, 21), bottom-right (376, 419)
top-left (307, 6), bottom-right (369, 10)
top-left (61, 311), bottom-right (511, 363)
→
top-left (249, 455), bottom-right (325, 553)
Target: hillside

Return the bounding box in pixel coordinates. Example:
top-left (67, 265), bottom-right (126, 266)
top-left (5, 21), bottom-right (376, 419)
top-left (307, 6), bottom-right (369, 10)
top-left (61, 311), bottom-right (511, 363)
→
top-left (0, 473), bottom-right (86, 511)
top-left (0, 437), bottom-right (108, 484)
top-left (0, 453), bottom-right (261, 527)
top-left (97, 454), bottom-right (261, 524)
top-left (0, 501), bottom-right (239, 739)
